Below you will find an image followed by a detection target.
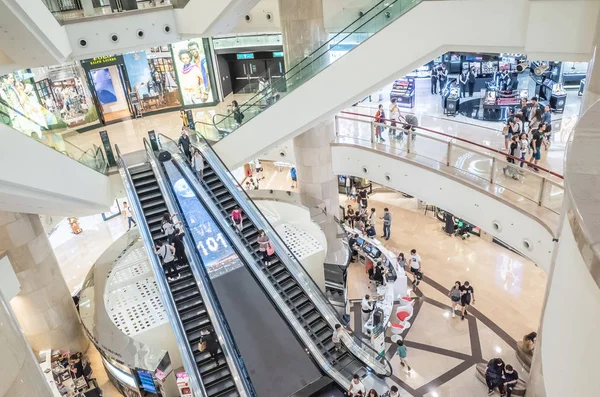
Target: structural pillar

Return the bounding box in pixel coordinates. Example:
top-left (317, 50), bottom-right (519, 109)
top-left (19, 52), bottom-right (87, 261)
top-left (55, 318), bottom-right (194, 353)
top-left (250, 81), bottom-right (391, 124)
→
top-left (581, 11), bottom-right (600, 114)
top-left (279, 0), bottom-right (339, 212)
top-left (0, 212), bottom-right (88, 353)
top-left (0, 287), bottom-right (54, 396)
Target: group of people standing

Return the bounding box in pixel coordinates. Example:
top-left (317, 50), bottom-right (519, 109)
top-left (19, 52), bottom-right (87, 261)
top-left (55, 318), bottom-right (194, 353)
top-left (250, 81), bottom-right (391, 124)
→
top-left (374, 101), bottom-right (419, 143)
top-left (503, 96), bottom-right (552, 176)
top-left (433, 65), bottom-right (477, 97)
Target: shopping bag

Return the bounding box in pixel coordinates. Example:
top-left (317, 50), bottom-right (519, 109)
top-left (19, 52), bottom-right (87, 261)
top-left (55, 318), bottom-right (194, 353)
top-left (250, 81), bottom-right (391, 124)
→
top-left (198, 341), bottom-right (207, 352)
top-left (266, 242), bottom-right (275, 256)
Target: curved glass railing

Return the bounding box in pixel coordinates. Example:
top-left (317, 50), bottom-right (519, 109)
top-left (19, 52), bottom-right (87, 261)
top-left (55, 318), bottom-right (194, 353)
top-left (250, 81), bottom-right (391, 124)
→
top-left (335, 111), bottom-right (564, 217)
top-left (211, 0), bottom-right (421, 134)
top-left (0, 98), bottom-right (108, 174)
top-left (160, 130), bottom-right (393, 379)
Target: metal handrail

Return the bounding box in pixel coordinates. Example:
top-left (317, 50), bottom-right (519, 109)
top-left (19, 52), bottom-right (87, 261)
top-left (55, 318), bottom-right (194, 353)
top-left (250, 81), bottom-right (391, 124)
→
top-left (162, 131), bottom-right (393, 377)
top-left (340, 110), bottom-right (564, 180)
top-left (336, 114), bottom-right (564, 214)
top-left (114, 143), bottom-right (208, 397)
top-left (144, 138), bottom-right (257, 397)
top-left (162, 146), bottom-right (356, 388)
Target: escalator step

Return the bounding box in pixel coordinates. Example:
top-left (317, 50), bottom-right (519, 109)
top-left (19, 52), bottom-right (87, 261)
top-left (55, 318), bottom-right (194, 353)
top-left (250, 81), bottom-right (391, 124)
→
top-left (131, 170), bottom-right (154, 180)
top-left (173, 289), bottom-right (200, 304)
top-left (144, 205), bottom-right (167, 217)
top-left (169, 278), bottom-right (196, 294)
top-left (179, 305), bottom-right (207, 323)
top-left (133, 178), bottom-right (157, 188)
top-left (203, 367), bottom-right (232, 387)
top-left (274, 271), bottom-right (291, 284)
top-left (141, 196), bottom-right (164, 206)
top-left (279, 277), bottom-right (296, 292)
top-left (137, 184), bottom-right (160, 195)
top-left (183, 315), bottom-right (211, 333)
top-left (206, 379), bottom-right (236, 397)
top-left (287, 286), bottom-right (303, 301)
top-left (303, 311), bottom-right (321, 325)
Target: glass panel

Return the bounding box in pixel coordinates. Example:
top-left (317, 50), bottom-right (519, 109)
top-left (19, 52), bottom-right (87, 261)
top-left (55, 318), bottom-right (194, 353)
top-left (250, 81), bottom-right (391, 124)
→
top-left (449, 144), bottom-right (493, 182)
top-left (408, 133), bottom-right (449, 164)
top-left (493, 159), bottom-right (544, 202)
top-left (213, 0), bottom-right (422, 135)
top-left (542, 181), bottom-right (564, 214)
top-left (0, 98), bottom-right (107, 174)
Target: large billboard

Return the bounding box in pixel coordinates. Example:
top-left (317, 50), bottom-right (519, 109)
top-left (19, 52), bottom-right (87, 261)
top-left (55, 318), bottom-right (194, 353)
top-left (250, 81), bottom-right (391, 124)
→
top-left (171, 39), bottom-right (214, 105)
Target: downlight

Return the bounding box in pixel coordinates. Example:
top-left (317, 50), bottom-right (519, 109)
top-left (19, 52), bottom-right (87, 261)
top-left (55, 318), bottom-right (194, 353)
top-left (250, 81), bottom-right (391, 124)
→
top-left (110, 33), bottom-right (119, 43)
top-left (136, 29), bottom-right (145, 39)
top-left (163, 25), bottom-right (171, 34)
top-left (78, 38), bottom-right (87, 48)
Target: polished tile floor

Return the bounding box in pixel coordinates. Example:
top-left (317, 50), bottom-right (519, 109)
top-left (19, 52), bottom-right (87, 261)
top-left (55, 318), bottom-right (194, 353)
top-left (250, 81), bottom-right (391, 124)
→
top-left (258, 165), bottom-right (546, 397)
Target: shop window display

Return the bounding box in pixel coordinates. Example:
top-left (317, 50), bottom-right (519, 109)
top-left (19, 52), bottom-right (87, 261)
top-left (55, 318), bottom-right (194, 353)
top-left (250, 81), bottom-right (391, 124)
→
top-left (32, 63), bottom-right (99, 130)
top-left (171, 38), bottom-right (216, 106)
top-left (0, 69), bottom-right (47, 138)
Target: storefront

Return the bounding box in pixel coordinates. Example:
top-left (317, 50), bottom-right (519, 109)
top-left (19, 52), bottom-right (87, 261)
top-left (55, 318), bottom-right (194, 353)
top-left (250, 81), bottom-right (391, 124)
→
top-left (32, 62), bottom-right (99, 129)
top-left (81, 39), bottom-right (218, 124)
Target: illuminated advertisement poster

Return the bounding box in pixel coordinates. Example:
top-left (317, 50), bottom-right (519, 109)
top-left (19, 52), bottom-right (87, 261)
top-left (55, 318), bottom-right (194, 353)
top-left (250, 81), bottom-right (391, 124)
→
top-left (0, 69), bottom-right (47, 138)
top-left (163, 161), bottom-right (243, 278)
top-left (171, 39), bottom-right (215, 105)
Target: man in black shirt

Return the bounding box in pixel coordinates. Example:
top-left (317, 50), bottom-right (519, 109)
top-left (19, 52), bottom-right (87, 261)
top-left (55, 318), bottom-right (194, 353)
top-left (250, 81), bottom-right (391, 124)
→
top-left (459, 281), bottom-right (475, 320)
top-left (178, 128), bottom-right (192, 161)
top-left (529, 126), bottom-right (544, 172)
top-left (359, 189), bottom-right (368, 210)
top-left (485, 358), bottom-right (505, 395)
top-left (349, 233), bottom-right (358, 262)
top-left (502, 365), bottom-right (519, 397)
top-left (430, 68), bottom-right (438, 94)
top-left (468, 67), bottom-right (476, 97)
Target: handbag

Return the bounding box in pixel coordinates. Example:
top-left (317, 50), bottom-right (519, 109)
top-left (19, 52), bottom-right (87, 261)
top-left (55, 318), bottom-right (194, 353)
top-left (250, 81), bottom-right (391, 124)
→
top-left (266, 242), bottom-right (275, 256)
top-left (198, 340), bottom-right (207, 352)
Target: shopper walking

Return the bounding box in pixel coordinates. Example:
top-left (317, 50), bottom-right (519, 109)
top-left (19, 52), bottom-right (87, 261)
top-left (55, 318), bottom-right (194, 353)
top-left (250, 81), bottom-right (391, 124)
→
top-left (192, 149), bottom-right (204, 181)
top-left (438, 66), bottom-right (448, 94)
top-left (397, 252), bottom-right (406, 271)
top-left (468, 67), bottom-right (476, 97)
top-left (541, 104), bottom-right (552, 143)
top-left (178, 128), bottom-right (192, 162)
top-left (529, 107), bottom-right (542, 135)
top-left (409, 249), bottom-right (422, 287)
top-left (448, 281), bottom-right (462, 318)
top-left (155, 239), bottom-right (179, 281)
top-left (369, 208), bottom-right (377, 228)
top-left (257, 230), bottom-right (272, 265)
top-left (519, 132), bottom-right (529, 168)
top-left (459, 69), bottom-right (468, 98)
top-left (459, 281), bottom-right (475, 320)
top-left (290, 167), bottom-right (297, 188)
top-left (200, 328), bottom-right (221, 365)
top-left (529, 127), bottom-right (544, 172)
top-left (231, 206), bottom-right (243, 234)
top-left (361, 294), bottom-right (374, 327)
top-left (396, 340), bottom-right (411, 372)
top-left (375, 104), bottom-right (386, 142)
top-left (367, 389), bottom-right (379, 397)
top-left (347, 374), bottom-right (366, 397)
top-left (232, 100), bottom-right (244, 125)
top-left (123, 201), bottom-right (137, 230)
top-left (382, 386), bottom-right (400, 397)
top-left (345, 176), bottom-right (352, 198)
top-left (161, 213), bottom-right (179, 244)
top-left (332, 324), bottom-right (349, 352)
top-left (381, 208), bottom-right (392, 240)
top-left (389, 98), bottom-right (400, 136)
top-left (430, 68), bottom-right (438, 94)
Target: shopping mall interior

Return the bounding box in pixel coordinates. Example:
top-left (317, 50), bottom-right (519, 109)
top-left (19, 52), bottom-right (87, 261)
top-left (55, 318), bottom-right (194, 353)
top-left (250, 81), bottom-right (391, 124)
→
top-left (0, 0), bottom-right (599, 396)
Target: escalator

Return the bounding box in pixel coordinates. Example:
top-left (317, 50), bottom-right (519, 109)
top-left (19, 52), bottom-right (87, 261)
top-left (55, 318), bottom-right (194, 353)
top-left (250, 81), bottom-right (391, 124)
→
top-left (157, 134), bottom-right (392, 389)
top-left (116, 144), bottom-right (254, 397)
top-left (209, 0), bottom-right (427, 167)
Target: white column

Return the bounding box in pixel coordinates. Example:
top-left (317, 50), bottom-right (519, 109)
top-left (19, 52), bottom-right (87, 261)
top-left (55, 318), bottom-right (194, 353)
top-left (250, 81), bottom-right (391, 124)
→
top-left (0, 212), bottom-right (89, 354)
top-left (0, 287), bottom-right (54, 397)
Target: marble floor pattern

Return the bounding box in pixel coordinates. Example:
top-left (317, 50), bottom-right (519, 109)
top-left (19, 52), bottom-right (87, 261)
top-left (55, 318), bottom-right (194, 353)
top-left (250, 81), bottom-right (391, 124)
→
top-left (257, 166), bottom-right (545, 396)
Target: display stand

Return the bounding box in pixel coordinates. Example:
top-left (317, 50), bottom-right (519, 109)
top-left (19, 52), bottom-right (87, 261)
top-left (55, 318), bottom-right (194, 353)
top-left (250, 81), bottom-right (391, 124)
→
top-left (390, 77), bottom-right (415, 109)
top-left (176, 372), bottom-right (192, 397)
top-left (442, 80), bottom-right (460, 116)
top-left (68, 218), bottom-right (82, 234)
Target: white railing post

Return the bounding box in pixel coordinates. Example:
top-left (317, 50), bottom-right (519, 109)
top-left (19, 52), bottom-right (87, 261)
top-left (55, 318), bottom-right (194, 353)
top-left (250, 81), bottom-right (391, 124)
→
top-left (539, 177), bottom-right (547, 206)
top-left (407, 129), bottom-right (412, 153)
top-left (490, 157), bottom-right (496, 184)
top-left (334, 116), bottom-right (340, 136)
top-left (446, 141), bottom-right (452, 166)
top-left (371, 121), bottom-right (376, 143)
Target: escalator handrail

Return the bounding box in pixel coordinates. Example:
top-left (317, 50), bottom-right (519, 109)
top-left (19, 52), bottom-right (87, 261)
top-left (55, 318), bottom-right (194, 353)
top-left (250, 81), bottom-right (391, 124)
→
top-left (163, 132), bottom-right (393, 377)
top-left (213, 0), bottom-right (419, 131)
top-left (144, 138), bottom-right (257, 397)
top-left (114, 143), bottom-right (209, 397)
top-left (162, 148), bottom-right (355, 389)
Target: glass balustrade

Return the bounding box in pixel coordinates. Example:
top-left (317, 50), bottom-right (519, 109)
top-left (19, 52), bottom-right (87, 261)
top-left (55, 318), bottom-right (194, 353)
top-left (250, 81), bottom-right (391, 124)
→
top-left (334, 115), bottom-right (564, 216)
top-left (0, 99), bottom-right (108, 174)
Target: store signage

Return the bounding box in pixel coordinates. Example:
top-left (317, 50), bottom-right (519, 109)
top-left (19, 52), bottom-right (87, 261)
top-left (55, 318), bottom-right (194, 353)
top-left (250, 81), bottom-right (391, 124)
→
top-left (273, 51), bottom-right (284, 58)
top-left (236, 53), bottom-right (255, 60)
top-left (80, 55), bottom-right (124, 71)
top-left (100, 130), bottom-right (117, 167)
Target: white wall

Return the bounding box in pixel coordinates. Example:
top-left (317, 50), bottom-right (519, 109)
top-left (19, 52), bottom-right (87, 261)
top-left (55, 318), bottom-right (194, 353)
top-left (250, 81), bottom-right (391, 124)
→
top-left (541, 215), bottom-right (600, 397)
top-left (227, 0), bottom-right (280, 34)
top-left (214, 0), bottom-right (599, 167)
top-left (0, 0), bottom-right (71, 70)
top-left (0, 124), bottom-right (113, 216)
top-left (330, 144), bottom-right (555, 270)
top-left (65, 9), bottom-right (178, 60)
top-left (175, 0), bottom-right (262, 37)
